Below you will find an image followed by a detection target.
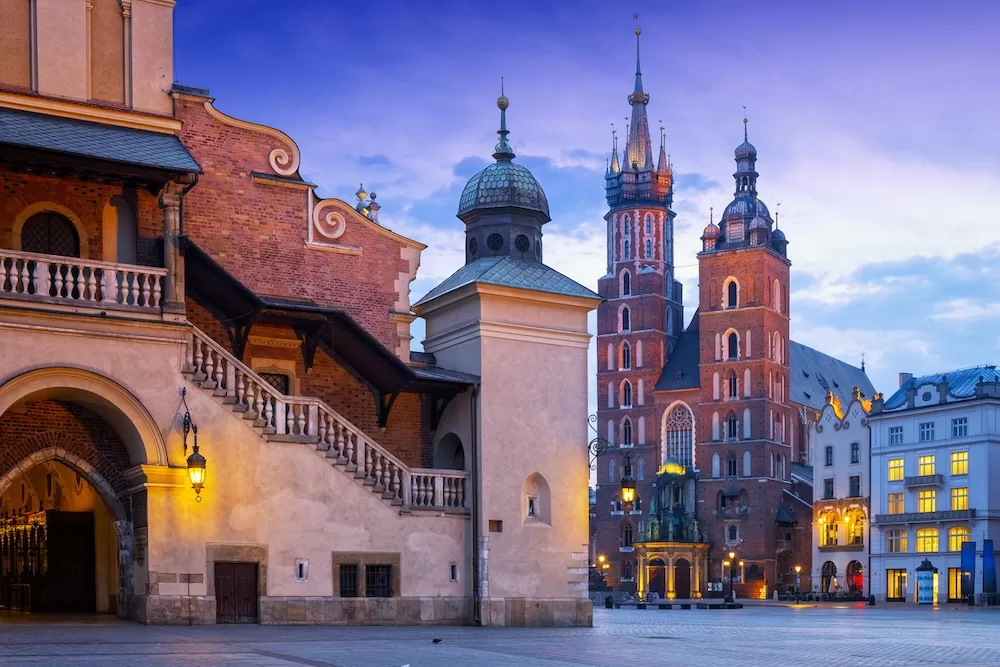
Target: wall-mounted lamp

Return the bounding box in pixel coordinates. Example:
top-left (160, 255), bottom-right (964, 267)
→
top-left (181, 388), bottom-right (207, 501)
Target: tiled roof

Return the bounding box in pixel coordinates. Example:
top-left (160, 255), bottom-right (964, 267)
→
top-left (789, 341), bottom-right (876, 412)
top-left (791, 462), bottom-right (813, 485)
top-left (655, 310), bottom-right (701, 391)
top-left (414, 256), bottom-right (600, 306)
top-left (882, 365), bottom-right (1000, 410)
top-left (0, 106), bottom-right (201, 173)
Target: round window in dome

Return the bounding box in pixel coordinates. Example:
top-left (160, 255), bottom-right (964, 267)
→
top-left (515, 234), bottom-right (530, 253)
top-left (487, 233), bottom-right (504, 251)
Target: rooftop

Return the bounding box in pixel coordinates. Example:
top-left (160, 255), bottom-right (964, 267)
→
top-left (882, 365), bottom-right (1000, 411)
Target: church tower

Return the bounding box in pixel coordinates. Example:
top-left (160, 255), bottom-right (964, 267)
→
top-left (695, 119), bottom-right (793, 597)
top-left (594, 28), bottom-right (682, 593)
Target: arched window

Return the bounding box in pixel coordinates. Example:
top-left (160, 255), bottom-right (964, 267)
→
top-left (663, 403), bottom-right (695, 469)
top-left (621, 342), bottom-right (631, 370)
top-left (728, 525), bottom-right (738, 542)
top-left (110, 196), bottom-right (137, 264)
top-left (773, 279), bottom-right (782, 314)
top-left (637, 456), bottom-right (645, 480)
top-left (711, 452), bottom-right (721, 478)
top-left (726, 413), bottom-right (739, 440)
top-left (726, 454), bottom-right (738, 477)
top-left (712, 412), bottom-right (720, 441)
top-left (729, 371), bottom-right (738, 399)
top-left (621, 382), bottom-right (632, 408)
top-left (712, 372), bottom-right (720, 400)
top-left (622, 418), bottom-right (633, 445)
top-left (607, 381), bottom-right (613, 408)
top-left (726, 280), bottom-right (738, 308)
top-left (433, 433), bottom-right (466, 470)
top-left (715, 333), bottom-right (722, 361)
top-left (620, 306), bottom-right (631, 332)
top-left (622, 271), bottom-right (631, 296)
top-left (622, 523), bottom-right (634, 547)
top-left (624, 239), bottom-right (631, 260)
top-left (743, 407), bottom-right (751, 439)
top-left (623, 560), bottom-right (633, 580)
top-left (645, 214), bottom-right (652, 234)
top-left (746, 330), bottom-right (752, 358)
top-left (773, 332), bottom-right (782, 364)
top-left (637, 379), bottom-right (645, 406)
top-left (638, 416), bottom-right (645, 444)
top-left (821, 561), bottom-right (837, 592)
top-left (949, 526), bottom-right (971, 552)
top-left (522, 472), bottom-right (551, 524)
top-left (739, 489), bottom-right (749, 509)
top-left (608, 419), bottom-right (615, 445)
top-left (743, 369), bottom-right (751, 397)
top-left (666, 308), bottom-right (673, 335)
top-left (645, 239), bottom-right (652, 259)
top-left (606, 343), bottom-right (614, 370)
top-left (21, 211), bottom-right (81, 257)
top-left (728, 332), bottom-right (739, 360)
top-left (848, 511), bottom-right (864, 545)
top-left (636, 340), bottom-right (643, 367)
top-left (609, 458), bottom-right (616, 483)
top-left (742, 450), bottom-right (751, 477)
top-left (717, 490), bottom-right (726, 510)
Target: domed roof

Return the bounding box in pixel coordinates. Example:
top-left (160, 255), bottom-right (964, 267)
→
top-left (702, 221), bottom-right (720, 238)
top-left (722, 194), bottom-right (771, 222)
top-left (771, 227), bottom-right (787, 242)
top-left (735, 139), bottom-right (757, 160)
top-left (457, 161), bottom-right (550, 219)
top-left (749, 215), bottom-right (769, 230)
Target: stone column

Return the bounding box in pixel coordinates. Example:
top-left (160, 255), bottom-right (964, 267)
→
top-left (637, 553), bottom-right (646, 599)
top-left (693, 555), bottom-right (702, 598)
top-left (159, 181), bottom-right (185, 313)
top-left (121, 0), bottom-right (133, 107)
top-left (667, 556), bottom-right (676, 599)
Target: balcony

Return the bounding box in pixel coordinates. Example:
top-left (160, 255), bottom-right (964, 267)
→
top-left (904, 474), bottom-right (944, 487)
top-left (0, 249), bottom-right (166, 316)
top-left (873, 509), bottom-right (975, 525)
top-left (818, 543), bottom-right (864, 552)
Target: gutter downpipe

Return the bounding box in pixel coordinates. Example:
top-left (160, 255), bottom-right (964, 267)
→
top-left (470, 385), bottom-right (482, 625)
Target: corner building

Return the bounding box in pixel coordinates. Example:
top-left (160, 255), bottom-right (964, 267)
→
top-left (0, 1), bottom-right (596, 626)
top-left (594, 31), bottom-right (875, 599)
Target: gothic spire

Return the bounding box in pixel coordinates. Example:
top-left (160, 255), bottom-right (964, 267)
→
top-left (626, 27), bottom-right (653, 171)
top-left (610, 127), bottom-right (621, 174)
top-left (656, 124), bottom-right (669, 174)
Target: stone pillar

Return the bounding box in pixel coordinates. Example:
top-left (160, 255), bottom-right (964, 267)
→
top-left (121, 0), bottom-right (133, 107)
top-left (159, 181), bottom-right (185, 313)
top-left (667, 556), bottom-right (676, 599)
top-left (693, 555), bottom-right (702, 598)
top-left (637, 553), bottom-right (646, 599)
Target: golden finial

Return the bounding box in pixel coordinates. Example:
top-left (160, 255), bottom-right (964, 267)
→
top-left (497, 76), bottom-right (508, 110)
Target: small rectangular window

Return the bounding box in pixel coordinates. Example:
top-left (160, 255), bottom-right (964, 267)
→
top-left (339, 564), bottom-right (359, 598)
top-left (918, 455), bottom-right (936, 476)
top-left (888, 458), bottom-right (904, 481)
top-left (366, 564), bottom-right (393, 598)
top-left (952, 417), bottom-right (968, 438)
top-left (295, 559), bottom-right (308, 582)
top-left (888, 426), bottom-right (903, 446)
top-left (888, 492), bottom-right (904, 514)
top-left (951, 487), bottom-right (969, 511)
top-left (489, 519), bottom-right (503, 533)
top-left (527, 496), bottom-right (537, 517)
top-left (919, 422), bottom-right (935, 442)
top-left (850, 442), bottom-right (860, 464)
top-left (450, 563), bottom-right (458, 582)
top-left (918, 489), bottom-right (937, 513)
top-left (824, 446), bottom-right (833, 467)
top-left (849, 476), bottom-right (861, 498)
top-left (823, 478), bottom-right (834, 500)
top-left (951, 451), bottom-right (969, 476)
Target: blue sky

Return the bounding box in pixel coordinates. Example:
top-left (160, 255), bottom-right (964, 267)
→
top-left (175, 1), bottom-right (1000, 408)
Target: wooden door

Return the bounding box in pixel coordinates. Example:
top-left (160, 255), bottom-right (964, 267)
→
top-left (215, 562), bottom-right (258, 623)
top-left (674, 559), bottom-right (691, 600)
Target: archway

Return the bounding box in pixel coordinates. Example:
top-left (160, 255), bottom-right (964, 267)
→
top-left (433, 433), bottom-right (465, 471)
top-left (821, 561), bottom-right (837, 594)
top-left (847, 560), bottom-right (864, 594)
top-left (674, 558), bottom-right (691, 600)
top-left (647, 557), bottom-right (666, 600)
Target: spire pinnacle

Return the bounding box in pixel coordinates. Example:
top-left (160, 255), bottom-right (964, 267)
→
top-left (610, 125), bottom-right (620, 174)
top-left (775, 202), bottom-right (781, 228)
top-left (493, 78), bottom-right (514, 161)
top-left (743, 105), bottom-right (748, 142)
top-left (633, 14), bottom-right (643, 93)
top-left (710, 206), bottom-right (713, 224)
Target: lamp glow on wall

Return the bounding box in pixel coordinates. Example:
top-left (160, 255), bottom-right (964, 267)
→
top-left (181, 388), bottom-right (207, 501)
top-left (620, 454), bottom-right (636, 511)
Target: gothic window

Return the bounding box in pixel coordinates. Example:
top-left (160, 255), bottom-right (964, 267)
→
top-left (712, 452), bottom-right (721, 478)
top-left (729, 372), bottom-right (738, 400)
top-left (623, 418), bottom-right (633, 448)
top-left (712, 412), bottom-right (720, 441)
top-left (637, 456), bottom-right (645, 480)
top-left (622, 524), bottom-right (634, 548)
top-left (743, 369), bottom-right (751, 397)
top-left (621, 382), bottom-right (633, 408)
top-left (21, 212), bottom-right (80, 257)
top-left (728, 332), bottom-right (739, 360)
top-left (663, 403), bottom-right (694, 469)
top-left (608, 419), bottom-right (615, 445)
top-left (743, 408), bottom-right (752, 439)
top-left (727, 454), bottom-right (738, 477)
top-left (645, 214), bottom-right (652, 234)
top-left (712, 372), bottom-right (720, 400)
top-left (714, 333), bottom-right (722, 361)
top-left (743, 450), bottom-right (751, 477)
top-left (620, 306), bottom-right (631, 332)
top-left (623, 560), bottom-right (633, 581)
top-left (607, 381), bottom-right (614, 408)
top-left (609, 458), bottom-right (616, 483)
top-left (746, 330), bottom-right (752, 357)
top-left (726, 280), bottom-right (738, 308)
top-left (666, 308), bottom-right (673, 335)
top-left (773, 279), bottom-right (782, 314)
top-left (624, 239), bottom-right (630, 259)
top-left (636, 340), bottom-right (643, 367)
top-left (622, 271), bottom-right (631, 296)
top-left (726, 413), bottom-right (738, 441)
top-left (637, 379), bottom-right (645, 406)
top-left (645, 239), bottom-right (652, 259)
top-left (621, 342), bottom-right (631, 370)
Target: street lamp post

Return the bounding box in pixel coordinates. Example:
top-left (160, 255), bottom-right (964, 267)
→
top-left (727, 551), bottom-right (736, 601)
top-left (794, 565), bottom-right (802, 601)
top-left (722, 560), bottom-right (731, 600)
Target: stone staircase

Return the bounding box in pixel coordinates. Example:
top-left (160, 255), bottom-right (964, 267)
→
top-left (183, 325), bottom-right (468, 513)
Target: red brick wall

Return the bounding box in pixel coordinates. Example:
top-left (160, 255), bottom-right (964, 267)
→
top-left (0, 401), bottom-right (133, 498)
top-left (0, 169), bottom-right (160, 264)
top-left (174, 97), bottom-right (413, 354)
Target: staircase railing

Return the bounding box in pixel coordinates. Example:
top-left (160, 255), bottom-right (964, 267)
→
top-left (186, 326), bottom-right (468, 511)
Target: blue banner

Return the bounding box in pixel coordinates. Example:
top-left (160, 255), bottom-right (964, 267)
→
top-left (984, 539), bottom-right (996, 594)
top-left (961, 541), bottom-right (977, 601)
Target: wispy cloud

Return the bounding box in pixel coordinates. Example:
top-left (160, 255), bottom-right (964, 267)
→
top-left (931, 299), bottom-right (1000, 322)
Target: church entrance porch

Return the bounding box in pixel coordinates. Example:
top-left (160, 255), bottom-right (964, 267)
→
top-left (635, 542), bottom-right (709, 601)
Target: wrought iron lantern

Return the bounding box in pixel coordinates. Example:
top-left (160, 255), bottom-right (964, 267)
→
top-left (181, 388), bottom-right (207, 501)
top-left (620, 457), bottom-right (637, 511)
top-left (588, 414), bottom-right (640, 512)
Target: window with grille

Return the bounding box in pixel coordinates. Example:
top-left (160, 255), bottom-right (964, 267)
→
top-left (919, 422), bottom-right (935, 442)
top-left (886, 530), bottom-right (907, 553)
top-left (916, 528), bottom-right (939, 553)
top-left (951, 487), bottom-right (968, 511)
top-left (888, 458), bottom-right (904, 481)
top-left (951, 417), bottom-right (968, 438)
top-left (888, 492), bottom-right (904, 514)
top-left (918, 455), bottom-right (935, 476)
top-left (918, 490), bottom-right (936, 513)
top-left (888, 426), bottom-right (903, 445)
top-left (339, 564), bottom-right (359, 597)
top-left (823, 478), bottom-right (834, 500)
top-left (951, 451), bottom-right (968, 476)
top-left (850, 442), bottom-right (860, 464)
top-left (824, 446), bottom-right (833, 467)
top-left (849, 476), bottom-right (861, 498)
top-left (20, 212), bottom-right (80, 257)
top-left (365, 564), bottom-right (393, 598)
top-left (259, 372), bottom-right (290, 394)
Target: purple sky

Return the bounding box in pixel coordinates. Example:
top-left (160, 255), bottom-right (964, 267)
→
top-left (175, 1), bottom-right (1000, 409)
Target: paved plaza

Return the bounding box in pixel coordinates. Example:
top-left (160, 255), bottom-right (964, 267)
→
top-left (1, 605), bottom-right (999, 666)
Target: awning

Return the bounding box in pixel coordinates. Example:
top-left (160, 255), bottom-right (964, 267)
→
top-left (0, 106), bottom-right (201, 183)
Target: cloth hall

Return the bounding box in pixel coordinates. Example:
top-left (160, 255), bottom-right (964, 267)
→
top-left (592, 30), bottom-right (876, 600)
top-left (0, 1), bottom-right (598, 625)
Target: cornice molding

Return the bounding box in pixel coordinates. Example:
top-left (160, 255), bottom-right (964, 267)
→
top-left (0, 91), bottom-right (181, 134)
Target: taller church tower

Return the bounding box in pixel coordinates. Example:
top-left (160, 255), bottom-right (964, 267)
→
top-left (695, 120), bottom-right (794, 594)
top-left (594, 28), bottom-right (683, 593)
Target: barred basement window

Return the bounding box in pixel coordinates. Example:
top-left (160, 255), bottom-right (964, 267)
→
top-left (366, 564), bottom-right (393, 598)
top-left (340, 564), bottom-right (359, 597)
top-left (260, 372), bottom-right (290, 394)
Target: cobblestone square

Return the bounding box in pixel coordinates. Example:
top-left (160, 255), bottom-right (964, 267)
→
top-left (2, 606), bottom-right (999, 666)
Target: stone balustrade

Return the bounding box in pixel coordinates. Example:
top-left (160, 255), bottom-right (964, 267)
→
top-left (0, 249), bottom-right (166, 311)
top-left (186, 327), bottom-right (469, 512)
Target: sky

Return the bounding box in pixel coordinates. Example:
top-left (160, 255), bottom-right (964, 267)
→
top-left (175, 0), bottom-right (1000, 412)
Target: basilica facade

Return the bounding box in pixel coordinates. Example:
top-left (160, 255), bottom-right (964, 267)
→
top-left (0, 1), bottom-right (596, 626)
top-left (592, 30), bottom-right (876, 600)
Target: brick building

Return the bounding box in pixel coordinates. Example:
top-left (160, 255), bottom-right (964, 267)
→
top-left (0, 1), bottom-right (596, 626)
top-left (593, 30), bottom-right (876, 600)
